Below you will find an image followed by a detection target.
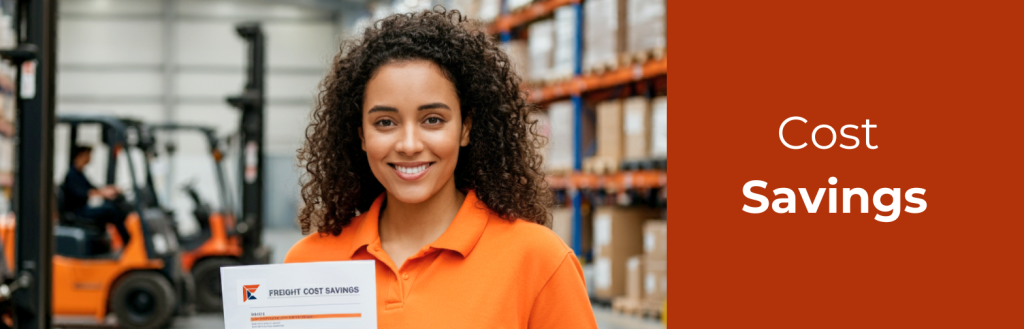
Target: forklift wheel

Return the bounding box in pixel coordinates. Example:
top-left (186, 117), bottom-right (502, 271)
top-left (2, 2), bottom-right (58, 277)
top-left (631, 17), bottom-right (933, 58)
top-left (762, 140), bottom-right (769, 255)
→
top-left (111, 271), bottom-right (177, 329)
top-left (193, 258), bottom-right (241, 312)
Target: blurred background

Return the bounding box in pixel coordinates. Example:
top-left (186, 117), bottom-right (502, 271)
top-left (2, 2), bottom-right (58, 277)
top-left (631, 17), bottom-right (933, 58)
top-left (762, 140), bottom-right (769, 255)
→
top-left (0, 0), bottom-right (666, 328)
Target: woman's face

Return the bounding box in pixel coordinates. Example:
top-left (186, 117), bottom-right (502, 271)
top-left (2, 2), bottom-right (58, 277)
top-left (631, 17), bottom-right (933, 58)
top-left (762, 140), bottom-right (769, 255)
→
top-left (360, 60), bottom-right (471, 204)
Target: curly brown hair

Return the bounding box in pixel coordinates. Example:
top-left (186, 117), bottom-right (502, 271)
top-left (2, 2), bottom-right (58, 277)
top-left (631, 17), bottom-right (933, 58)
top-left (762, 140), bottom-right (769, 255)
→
top-left (297, 8), bottom-right (551, 235)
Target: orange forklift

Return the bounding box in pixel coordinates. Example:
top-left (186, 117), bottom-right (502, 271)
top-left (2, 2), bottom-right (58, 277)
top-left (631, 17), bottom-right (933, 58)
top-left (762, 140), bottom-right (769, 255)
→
top-left (0, 115), bottom-right (195, 328)
top-left (139, 123), bottom-right (253, 312)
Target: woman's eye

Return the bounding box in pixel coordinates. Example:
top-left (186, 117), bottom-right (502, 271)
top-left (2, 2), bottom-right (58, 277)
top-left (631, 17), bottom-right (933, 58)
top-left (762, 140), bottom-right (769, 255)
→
top-left (425, 117), bottom-right (444, 125)
top-left (376, 119), bottom-right (395, 127)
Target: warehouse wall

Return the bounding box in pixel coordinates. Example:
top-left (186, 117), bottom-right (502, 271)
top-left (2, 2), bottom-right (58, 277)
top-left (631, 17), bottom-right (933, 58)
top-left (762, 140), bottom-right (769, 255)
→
top-left (54, 0), bottom-right (338, 233)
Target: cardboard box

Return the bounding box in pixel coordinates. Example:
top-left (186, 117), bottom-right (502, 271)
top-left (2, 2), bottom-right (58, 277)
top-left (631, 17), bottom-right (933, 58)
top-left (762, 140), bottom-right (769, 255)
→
top-left (584, 0), bottom-right (627, 71)
top-left (593, 206), bottom-right (662, 299)
top-left (597, 99), bottom-right (624, 161)
top-left (626, 255), bottom-right (643, 301)
top-left (551, 207), bottom-right (573, 247)
top-left (549, 206), bottom-right (592, 255)
top-left (528, 19), bottom-right (554, 83)
top-left (644, 258), bottom-right (668, 304)
top-left (623, 96), bottom-right (652, 160)
top-left (643, 219), bottom-right (667, 261)
top-left (650, 96), bottom-right (668, 158)
top-left (627, 0), bottom-right (667, 54)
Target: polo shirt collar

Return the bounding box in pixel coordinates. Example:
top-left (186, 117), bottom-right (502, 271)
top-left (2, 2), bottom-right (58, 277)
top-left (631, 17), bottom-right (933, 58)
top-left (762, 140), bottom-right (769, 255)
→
top-left (349, 189), bottom-right (489, 258)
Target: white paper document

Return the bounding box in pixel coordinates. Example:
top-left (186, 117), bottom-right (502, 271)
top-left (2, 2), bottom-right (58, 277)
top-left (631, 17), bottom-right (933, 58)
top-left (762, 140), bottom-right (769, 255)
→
top-left (220, 260), bottom-right (377, 329)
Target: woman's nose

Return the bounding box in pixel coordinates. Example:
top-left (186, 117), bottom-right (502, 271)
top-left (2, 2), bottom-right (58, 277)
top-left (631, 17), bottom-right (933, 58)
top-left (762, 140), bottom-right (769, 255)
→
top-left (395, 125), bottom-right (424, 155)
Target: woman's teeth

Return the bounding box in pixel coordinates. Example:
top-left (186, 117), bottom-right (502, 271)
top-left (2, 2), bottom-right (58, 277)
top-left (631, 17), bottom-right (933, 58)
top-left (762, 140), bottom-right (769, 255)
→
top-left (396, 164), bottom-right (428, 174)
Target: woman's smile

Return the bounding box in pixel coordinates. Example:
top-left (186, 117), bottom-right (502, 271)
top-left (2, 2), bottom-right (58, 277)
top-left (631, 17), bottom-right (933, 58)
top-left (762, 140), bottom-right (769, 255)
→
top-left (389, 161), bottom-right (434, 180)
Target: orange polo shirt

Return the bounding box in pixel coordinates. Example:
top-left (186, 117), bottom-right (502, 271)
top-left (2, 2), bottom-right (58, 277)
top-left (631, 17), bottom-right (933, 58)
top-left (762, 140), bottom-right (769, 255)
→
top-left (285, 190), bottom-right (597, 328)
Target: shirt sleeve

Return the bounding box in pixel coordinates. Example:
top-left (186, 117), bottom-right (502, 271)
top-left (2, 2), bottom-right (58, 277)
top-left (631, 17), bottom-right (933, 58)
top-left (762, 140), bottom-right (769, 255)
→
top-left (65, 170), bottom-right (93, 199)
top-left (528, 252), bottom-right (599, 329)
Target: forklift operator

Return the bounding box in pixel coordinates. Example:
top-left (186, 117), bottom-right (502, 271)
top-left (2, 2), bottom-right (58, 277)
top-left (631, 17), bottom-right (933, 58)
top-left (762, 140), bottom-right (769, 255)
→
top-left (63, 145), bottom-right (131, 245)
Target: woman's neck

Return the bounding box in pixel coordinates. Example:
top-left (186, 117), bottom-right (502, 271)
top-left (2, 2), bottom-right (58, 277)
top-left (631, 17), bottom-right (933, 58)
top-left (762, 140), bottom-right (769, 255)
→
top-left (379, 179), bottom-right (466, 253)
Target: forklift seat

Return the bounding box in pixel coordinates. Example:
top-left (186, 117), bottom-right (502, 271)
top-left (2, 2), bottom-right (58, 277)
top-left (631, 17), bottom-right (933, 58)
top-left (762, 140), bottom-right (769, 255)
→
top-left (54, 186), bottom-right (112, 257)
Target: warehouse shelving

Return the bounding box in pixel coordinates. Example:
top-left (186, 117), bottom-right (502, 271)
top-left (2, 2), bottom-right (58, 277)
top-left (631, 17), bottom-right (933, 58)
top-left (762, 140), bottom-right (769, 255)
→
top-left (529, 56), bottom-right (667, 103)
top-left (489, 0), bottom-right (576, 34)
top-left (547, 170), bottom-right (667, 191)
top-left (493, 0), bottom-right (667, 262)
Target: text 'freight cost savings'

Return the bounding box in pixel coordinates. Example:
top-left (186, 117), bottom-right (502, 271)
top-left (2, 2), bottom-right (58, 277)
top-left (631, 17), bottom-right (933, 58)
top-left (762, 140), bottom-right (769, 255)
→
top-left (742, 117), bottom-right (926, 222)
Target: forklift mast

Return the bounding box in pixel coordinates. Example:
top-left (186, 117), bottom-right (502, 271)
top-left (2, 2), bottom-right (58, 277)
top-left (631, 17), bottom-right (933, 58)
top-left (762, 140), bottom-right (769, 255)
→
top-left (226, 22), bottom-right (269, 265)
top-left (0, 0), bottom-right (56, 327)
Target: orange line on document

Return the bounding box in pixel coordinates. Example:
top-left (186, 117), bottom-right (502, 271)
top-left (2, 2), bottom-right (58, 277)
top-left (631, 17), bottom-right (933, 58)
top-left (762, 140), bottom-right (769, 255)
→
top-left (251, 313), bottom-right (361, 322)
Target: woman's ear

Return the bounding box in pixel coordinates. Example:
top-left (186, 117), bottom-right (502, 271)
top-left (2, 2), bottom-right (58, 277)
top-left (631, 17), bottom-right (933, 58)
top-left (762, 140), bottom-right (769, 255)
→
top-left (460, 116), bottom-right (472, 147)
top-left (359, 126), bottom-right (366, 151)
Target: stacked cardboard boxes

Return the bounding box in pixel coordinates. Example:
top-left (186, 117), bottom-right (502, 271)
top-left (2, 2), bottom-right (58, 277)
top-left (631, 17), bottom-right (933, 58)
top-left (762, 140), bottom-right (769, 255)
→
top-left (623, 96), bottom-right (652, 161)
top-left (585, 99), bottom-right (623, 174)
top-left (550, 207), bottom-right (574, 248)
top-left (626, 0), bottom-right (667, 58)
top-left (583, 0), bottom-right (627, 73)
top-left (550, 206), bottom-right (592, 255)
top-left (592, 206), bottom-right (661, 299)
top-left (643, 220), bottom-right (668, 306)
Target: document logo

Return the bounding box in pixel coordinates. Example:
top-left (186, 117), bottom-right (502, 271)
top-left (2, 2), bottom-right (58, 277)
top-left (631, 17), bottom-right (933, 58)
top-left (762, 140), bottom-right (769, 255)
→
top-left (242, 284), bottom-right (260, 302)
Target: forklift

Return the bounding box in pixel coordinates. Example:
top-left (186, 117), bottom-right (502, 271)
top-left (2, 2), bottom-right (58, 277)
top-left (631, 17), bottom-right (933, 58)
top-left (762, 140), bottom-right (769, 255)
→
top-left (128, 21), bottom-right (271, 312)
top-left (0, 1), bottom-right (195, 327)
top-left (139, 123), bottom-right (249, 312)
top-left (0, 114), bottom-right (196, 328)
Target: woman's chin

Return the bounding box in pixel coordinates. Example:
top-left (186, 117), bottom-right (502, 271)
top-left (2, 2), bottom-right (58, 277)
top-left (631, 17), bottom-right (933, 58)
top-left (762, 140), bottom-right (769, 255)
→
top-left (386, 187), bottom-right (435, 205)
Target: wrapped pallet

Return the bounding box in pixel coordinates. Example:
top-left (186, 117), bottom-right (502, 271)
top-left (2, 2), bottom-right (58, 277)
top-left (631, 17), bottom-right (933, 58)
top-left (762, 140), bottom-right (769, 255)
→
top-left (592, 206), bottom-right (662, 299)
top-left (502, 40), bottom-right (530, 81)
top-left (623, 96), bottom-right (652, 160)
top-left (546, 101), bottom-right (575, 173)
top-left (584, 0), bottom-right (627, 73)
top-left (478, 0), bottom-right (501, 23)
top-left (644, 258), bottom-right (668, 306)
top-left (506, 0), bottom-right (533, 12)
top-left (627, 0), bottom-right (667, 56)
top-left (552, 5), bottom-right (578, 81)
top-left (651, 96), bottom-right (667, 158)
top-left (527, 19), bottom-right (554, 83)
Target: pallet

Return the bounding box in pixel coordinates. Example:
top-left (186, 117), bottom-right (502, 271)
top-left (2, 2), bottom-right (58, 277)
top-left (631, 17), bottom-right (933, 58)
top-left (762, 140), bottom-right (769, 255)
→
top-left (621, 158), bottom-right (660, 171)
top-left (542, 73), bottom-right (574, 86)
top-left (583, 58), bottom-right (621, 76)
top-left (583, 156), bottom-right (621, 175)
top-left (620, 47), bottom-right (667, 66)
top-left (612, 297), bottom-right (661, 318)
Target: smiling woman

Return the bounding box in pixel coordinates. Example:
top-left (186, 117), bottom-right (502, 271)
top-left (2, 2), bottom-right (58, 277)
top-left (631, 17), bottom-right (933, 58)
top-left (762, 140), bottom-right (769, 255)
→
top-left (284, 7), bottom-right (597, 329)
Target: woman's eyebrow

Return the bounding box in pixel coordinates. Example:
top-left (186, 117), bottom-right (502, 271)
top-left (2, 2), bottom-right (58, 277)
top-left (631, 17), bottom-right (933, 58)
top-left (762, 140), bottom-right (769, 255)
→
top-left (368, 105), bottom-right (398, 114)
top-left (418, 103), bottom-right (450, 111)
